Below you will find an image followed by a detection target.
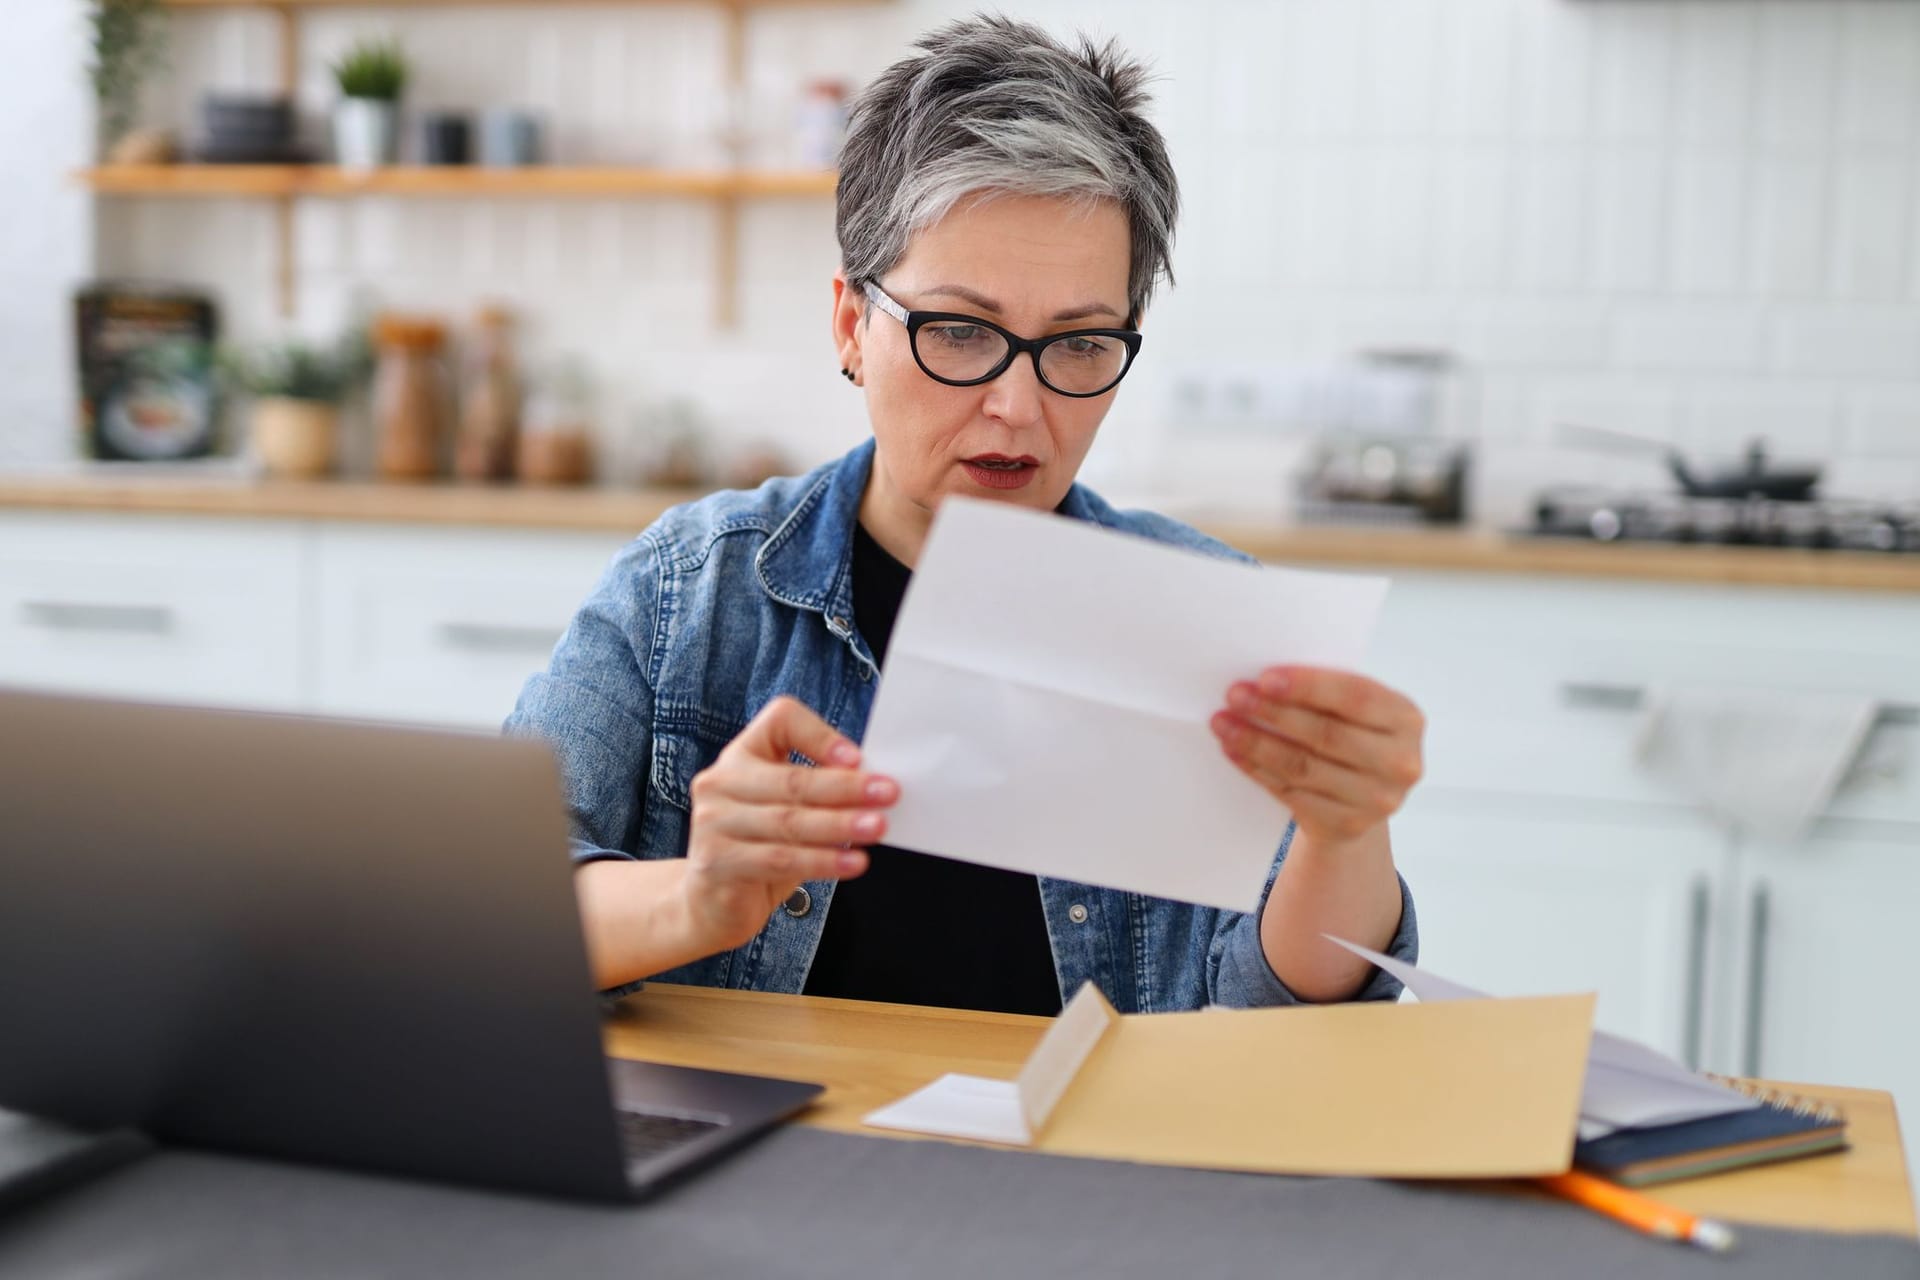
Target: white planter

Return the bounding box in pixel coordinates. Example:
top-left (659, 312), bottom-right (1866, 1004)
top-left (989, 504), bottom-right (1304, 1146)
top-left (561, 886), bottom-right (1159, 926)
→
top-left (333, 98), bottom-right (398, 171)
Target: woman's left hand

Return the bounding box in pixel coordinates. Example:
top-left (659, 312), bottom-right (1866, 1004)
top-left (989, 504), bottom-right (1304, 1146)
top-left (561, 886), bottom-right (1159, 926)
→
top-left (1210, 666), bottom-right (1425, 849)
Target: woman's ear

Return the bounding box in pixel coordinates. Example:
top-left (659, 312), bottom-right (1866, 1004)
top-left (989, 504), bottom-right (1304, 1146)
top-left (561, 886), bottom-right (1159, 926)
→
top-left (830, 272), bottom-right (865, 384)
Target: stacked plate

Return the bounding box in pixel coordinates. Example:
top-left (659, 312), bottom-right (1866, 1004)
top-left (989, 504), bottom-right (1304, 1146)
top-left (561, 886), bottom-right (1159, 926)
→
top-left (193, 93), bottom-right (311, 163)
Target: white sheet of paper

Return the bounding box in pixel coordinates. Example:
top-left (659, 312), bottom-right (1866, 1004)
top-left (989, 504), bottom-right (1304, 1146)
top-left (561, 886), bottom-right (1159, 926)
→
top-left (1326, 936), bottom-right (1757, 1136)
top-left (860, 498), bottom-right (1389, 912)
top-left (863, 1073), bottom-right (1033, 1146)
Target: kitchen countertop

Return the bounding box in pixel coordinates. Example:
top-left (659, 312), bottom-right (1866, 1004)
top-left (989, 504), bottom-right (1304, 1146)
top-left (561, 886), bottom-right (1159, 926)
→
top-left (4, 474), bottom-right (1919, 594)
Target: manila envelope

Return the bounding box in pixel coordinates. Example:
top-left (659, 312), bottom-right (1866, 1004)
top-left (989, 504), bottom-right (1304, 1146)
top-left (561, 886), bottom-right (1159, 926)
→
top-left (865, 983), bottom-right (1596, 1179)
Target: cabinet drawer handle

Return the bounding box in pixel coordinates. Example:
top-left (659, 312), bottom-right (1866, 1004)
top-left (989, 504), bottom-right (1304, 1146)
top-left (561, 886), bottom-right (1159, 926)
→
top-left (19, 601), bottom-right (175, 636)
top-left (434, 622), bottom-right (562, 655)
top-left (1682, 876), bottom-right (1710, 1072)
top-left (1561, 682), bottom-right (1646, 712)
top-left (1742, 882), bottom-right (1772, 1080)
top-left (1562, 682), bottom-right (1919, 726)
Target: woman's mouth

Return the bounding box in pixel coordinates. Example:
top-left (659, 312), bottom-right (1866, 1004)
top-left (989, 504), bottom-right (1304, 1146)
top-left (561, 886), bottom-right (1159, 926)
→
top-left (962, 455), bottom-right (1039, 490)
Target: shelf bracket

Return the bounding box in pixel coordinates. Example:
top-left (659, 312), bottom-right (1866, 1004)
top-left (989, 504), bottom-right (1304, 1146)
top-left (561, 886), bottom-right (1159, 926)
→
top-left (715, 195), bottom-right (739, 329)
top-left (275, 3), bottom-right (299, 318)
top-left (716, 0), bottom-right (746, 330)
top-left (275, 194), bottom-right (296, 318)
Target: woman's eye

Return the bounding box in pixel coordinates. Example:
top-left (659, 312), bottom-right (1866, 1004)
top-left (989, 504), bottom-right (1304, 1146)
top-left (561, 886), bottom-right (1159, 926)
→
top-left (929, 324), bottom-right (983, 345)
top-left (1060, 336), bottom-right (1109, 358)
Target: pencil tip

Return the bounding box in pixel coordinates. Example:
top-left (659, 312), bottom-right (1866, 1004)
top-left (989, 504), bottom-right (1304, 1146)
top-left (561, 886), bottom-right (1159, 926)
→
top-left (1691, 1220), bottom-right (1738, 1253)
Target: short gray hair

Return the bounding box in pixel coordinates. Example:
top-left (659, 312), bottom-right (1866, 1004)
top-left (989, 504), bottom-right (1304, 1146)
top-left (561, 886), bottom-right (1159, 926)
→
top-left (835, 14), bottom-right (1180, 324)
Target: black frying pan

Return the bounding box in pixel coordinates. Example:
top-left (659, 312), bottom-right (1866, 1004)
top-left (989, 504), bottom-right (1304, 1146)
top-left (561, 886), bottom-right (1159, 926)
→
top-left (1559, 423), bottom-right (1823, 501)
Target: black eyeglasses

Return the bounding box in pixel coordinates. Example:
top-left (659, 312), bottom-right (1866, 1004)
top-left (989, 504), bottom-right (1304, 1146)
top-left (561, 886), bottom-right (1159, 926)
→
top-left (860, 281), bottom-right (1143, 399)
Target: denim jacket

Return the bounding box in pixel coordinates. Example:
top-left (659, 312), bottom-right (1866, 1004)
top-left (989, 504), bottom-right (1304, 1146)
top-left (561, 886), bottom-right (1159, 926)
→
top-left (506, 438), bottom-right (1416, 1011)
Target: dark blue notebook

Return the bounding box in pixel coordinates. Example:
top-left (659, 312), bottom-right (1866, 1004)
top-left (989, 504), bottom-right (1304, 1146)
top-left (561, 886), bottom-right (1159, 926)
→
top-left (1573, 1082), bottom-right (1848, 1187)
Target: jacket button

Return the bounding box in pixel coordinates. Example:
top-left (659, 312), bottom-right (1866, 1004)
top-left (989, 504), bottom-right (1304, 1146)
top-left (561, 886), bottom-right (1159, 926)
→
top-left (1068, 903), bottom-right (1089, 924)
top-left (784, 886), bottom-right (812, 918)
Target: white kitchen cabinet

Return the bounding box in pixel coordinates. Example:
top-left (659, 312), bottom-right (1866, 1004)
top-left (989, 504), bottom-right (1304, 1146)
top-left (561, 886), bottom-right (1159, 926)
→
top-left (0, 511), bottom-right (305, 710)
top-left (311, 524), bottom-right (627, 728)
top-left (1390, 794), bottom-right (1730, 1064)
top-left (1349, 565), bottom-right (1920, 1191)
top-left (1733, 828), bottom-right (1920, 1104)
top-left (1365, 571), bottom-right (1920, 811)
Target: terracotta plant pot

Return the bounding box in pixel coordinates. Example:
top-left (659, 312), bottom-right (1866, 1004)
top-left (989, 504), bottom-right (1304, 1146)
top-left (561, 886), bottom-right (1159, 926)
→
top-left (251, 397), bottom-right (339, 478)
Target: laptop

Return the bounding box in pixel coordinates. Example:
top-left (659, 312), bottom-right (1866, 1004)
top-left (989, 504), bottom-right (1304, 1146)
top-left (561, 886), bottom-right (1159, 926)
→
top-left (0, 687), bottom-right (823, 1203)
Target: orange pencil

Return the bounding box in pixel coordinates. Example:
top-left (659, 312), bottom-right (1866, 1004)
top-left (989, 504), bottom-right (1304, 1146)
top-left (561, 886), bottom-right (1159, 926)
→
top-left (1537, 1169), bottom-right (1738, 1252)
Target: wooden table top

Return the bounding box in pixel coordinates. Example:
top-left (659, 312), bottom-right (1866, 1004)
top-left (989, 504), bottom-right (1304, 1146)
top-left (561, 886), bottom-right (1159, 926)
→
top-left (5, 474), bottom-right (1919, 593)
top-left (603, 982), bottom-right (1917, 1239)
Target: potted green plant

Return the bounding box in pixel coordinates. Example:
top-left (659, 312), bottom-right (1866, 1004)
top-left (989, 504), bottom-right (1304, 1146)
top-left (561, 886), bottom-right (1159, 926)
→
top-left (88, 0), bottom-right (169, 162)
top-left (221, 335), bottom-right (368, 478)
top-left (330, 38), bottom-right (408, 171)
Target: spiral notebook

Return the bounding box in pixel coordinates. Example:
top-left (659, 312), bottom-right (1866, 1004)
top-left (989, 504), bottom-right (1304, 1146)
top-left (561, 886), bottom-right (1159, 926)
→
top-left (1572, 1078), bottom-right (1849, 1187)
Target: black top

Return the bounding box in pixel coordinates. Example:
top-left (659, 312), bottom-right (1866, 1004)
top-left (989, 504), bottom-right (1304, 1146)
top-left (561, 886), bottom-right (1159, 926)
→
top-left (800, 524), bottom-right (1062, 1016)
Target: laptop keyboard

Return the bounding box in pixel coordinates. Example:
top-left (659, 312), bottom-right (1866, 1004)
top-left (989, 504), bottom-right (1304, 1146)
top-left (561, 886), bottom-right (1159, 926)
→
top-left (616, 1109), bottom-right (727, 1162)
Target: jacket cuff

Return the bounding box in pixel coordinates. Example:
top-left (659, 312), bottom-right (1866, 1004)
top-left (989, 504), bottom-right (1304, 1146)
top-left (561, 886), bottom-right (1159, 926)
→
top-left (1214, 872), bottom-right (1419, 1008)
top-left (568, 840), bottom-right (647, 996)
top-left (570, 838), bottom-right (637, 867)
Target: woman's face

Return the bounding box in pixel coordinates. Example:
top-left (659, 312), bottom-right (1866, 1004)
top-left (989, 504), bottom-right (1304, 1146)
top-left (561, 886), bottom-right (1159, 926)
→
top-left (832, 192), bottom-right (1134, 566)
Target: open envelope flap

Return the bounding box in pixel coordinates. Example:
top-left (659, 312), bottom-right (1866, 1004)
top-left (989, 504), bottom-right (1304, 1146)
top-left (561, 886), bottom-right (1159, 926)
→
top-left (862, 983), bottom-right (1120, 1146)
top-left (1016, 982), bottom-right (1120, 1135)
top-left (1324, 935), bottom-right (1757, 1132)
top-left (1033, 994), bottom-right (1598, 1178)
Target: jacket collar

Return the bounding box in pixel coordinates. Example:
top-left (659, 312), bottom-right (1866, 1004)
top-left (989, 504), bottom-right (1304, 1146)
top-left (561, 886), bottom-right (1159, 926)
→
top-left (1057, 475), bottom-right (1112, 528)
top-left (753, 437), bottom-right (873, 626)
top-left (753, 435), bottom-right (1113, 621)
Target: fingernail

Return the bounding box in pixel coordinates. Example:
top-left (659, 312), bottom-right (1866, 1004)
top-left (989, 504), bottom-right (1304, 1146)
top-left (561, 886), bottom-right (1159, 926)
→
top-left (1259, 671), bottom-right (1291, 697)
top-left (864, 776), bottom-right (897, 803)
top-left (1210, 712), bottom-right (1240, 739)
top-left (838, 850), bottom-right (868, 874)
top-left (830, 741), bottom-right (860, 766)
top-left (1228, 685), bottom-right (1256, 713)
top-left (853, 812), bottom-right (883, 839)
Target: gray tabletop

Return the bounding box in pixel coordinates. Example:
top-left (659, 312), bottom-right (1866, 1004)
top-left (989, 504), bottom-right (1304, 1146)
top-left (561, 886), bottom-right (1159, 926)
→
top-left (1, 1126), bottom-right (1916, 1280)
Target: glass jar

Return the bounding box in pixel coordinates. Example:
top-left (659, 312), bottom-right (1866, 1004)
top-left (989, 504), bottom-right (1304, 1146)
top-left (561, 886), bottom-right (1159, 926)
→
top-left (455, 306), bottom-right (520, 483)
top-left (794, 79), bottom-right (849, 169)
top-left (371, 315), bottom-right (450, 482)
top-left (517, 362), bottom-right (596, 486)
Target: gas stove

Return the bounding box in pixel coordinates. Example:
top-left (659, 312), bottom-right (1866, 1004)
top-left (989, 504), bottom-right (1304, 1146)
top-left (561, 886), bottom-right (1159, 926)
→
top-left (1530, 488), bottom-right (1920, 553)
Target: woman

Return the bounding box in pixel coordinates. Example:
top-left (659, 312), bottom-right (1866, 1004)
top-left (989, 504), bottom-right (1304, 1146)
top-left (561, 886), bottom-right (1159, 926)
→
top-left (508, 16), bottom-right (1422, 1014)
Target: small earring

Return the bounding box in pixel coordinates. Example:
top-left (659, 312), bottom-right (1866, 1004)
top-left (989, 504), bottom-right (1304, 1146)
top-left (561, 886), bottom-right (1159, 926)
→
top-left (841, 367), bottom-right (856, 382)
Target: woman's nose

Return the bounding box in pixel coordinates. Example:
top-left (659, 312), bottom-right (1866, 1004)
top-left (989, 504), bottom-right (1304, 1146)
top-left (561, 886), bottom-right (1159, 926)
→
top-left (980, 351), bottom-right (1048, 428)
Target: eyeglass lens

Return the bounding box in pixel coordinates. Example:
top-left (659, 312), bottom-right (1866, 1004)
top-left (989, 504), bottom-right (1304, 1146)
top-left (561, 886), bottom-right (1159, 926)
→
top-left (914, 321), bottom-right (1129, 395)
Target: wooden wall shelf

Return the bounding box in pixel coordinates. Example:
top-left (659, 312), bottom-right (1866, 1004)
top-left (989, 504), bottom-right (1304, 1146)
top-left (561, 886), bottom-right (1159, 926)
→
top-left (84, 165), bottom-right (838, 323)
top-left (165, 0), bottom-right (884, 8)
top-left (82, 165), bottom-right (838, 199)
top-left (100, 0), bottom-right (871, 324)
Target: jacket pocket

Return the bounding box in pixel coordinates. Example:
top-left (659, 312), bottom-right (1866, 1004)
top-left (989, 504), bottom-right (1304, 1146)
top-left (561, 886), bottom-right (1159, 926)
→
top-left (648, 727), bottom-right (729, 813)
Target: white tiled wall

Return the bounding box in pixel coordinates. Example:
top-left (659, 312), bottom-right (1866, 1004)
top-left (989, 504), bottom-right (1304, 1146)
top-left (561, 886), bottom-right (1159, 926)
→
top-left (0, 3), bottom-right (91, 458)
top-left (7, 0), bottom-right (1920, 520)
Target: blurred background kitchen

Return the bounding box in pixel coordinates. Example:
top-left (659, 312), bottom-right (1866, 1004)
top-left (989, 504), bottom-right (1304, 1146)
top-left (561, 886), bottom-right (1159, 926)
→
top-left (2, 0), bottom-right (1917, 1204)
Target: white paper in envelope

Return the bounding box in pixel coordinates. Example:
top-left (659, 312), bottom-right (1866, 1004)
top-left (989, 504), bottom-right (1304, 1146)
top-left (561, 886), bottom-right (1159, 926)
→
top-left (858, 497), bottom-right (1388, 912)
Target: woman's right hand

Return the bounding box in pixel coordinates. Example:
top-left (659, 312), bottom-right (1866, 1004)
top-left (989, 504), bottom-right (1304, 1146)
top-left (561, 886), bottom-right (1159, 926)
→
top-left (678, 695), bottom-right (897, 954)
